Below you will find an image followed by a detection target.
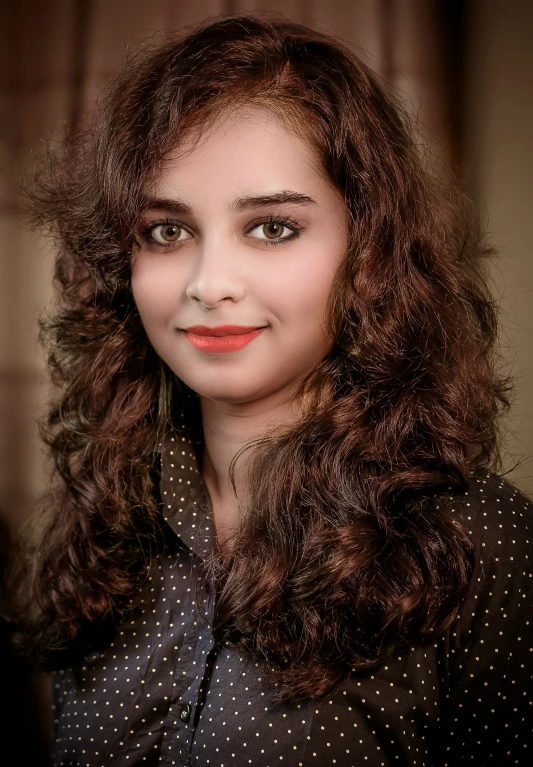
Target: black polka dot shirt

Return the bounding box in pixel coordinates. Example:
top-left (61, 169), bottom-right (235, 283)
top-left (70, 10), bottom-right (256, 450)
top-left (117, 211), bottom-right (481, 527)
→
top-left (52, 428), bottom-right (533, 765)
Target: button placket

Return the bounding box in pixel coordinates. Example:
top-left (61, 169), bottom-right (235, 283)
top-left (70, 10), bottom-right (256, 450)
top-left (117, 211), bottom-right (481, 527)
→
top-left (179, 703), bottom-right (192, 723)
top-left (158, 563), bottom-right (216, 765)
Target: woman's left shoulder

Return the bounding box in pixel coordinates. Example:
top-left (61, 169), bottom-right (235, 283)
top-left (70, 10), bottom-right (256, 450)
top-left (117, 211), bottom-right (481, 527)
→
top-left (443, 472), bottom-right (533, 647)
top-left (429, 480), bottom-right (533, 762)
top-left (446, 471), bottom-right (533, 563)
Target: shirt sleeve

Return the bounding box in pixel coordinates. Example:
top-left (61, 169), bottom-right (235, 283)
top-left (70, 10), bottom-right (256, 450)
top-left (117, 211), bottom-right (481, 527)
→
top-left (437, 474), bottom-right (533, 764)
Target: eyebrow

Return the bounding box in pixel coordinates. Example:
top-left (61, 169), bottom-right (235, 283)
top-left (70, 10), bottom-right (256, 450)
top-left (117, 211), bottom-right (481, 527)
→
top-left (140, 190), bottom-right (317, 215)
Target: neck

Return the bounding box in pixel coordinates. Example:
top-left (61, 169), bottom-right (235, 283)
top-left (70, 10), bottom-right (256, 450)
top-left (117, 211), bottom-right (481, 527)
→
top-left (199, 390), bottom-right (303, 539)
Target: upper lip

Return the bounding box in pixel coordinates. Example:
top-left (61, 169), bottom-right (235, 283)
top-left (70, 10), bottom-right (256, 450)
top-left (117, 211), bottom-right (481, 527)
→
top-left (183, 325), bottom-right (265, 337)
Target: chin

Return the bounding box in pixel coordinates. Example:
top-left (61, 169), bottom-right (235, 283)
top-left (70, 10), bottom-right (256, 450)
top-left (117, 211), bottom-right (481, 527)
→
top-left (201, 388), bottom-right (268, 405)
top-left (180, 377), bottom-right (268, 404)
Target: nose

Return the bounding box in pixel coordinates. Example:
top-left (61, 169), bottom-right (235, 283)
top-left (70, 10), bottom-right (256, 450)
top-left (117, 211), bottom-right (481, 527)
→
top-left (185, 235), bottom-right (247, 308)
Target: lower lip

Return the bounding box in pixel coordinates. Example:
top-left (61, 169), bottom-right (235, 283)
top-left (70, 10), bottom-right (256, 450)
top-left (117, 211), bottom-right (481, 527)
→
top-left (183, 328), bottom-right (265, 353)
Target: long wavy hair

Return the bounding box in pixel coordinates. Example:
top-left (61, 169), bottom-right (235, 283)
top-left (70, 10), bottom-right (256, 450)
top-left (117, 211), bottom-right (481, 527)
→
top-left (8, 13), bottom-right (510, 702)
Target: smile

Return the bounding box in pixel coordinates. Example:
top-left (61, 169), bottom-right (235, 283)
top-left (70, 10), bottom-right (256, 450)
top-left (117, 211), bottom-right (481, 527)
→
top-left (182, 327), bottom-right (266, 353)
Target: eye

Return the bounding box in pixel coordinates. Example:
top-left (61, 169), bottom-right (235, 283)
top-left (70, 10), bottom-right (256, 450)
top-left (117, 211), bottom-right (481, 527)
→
top-left (253, 221), bottom-right (290, 240)
top-left (247, 215), bottom-right (302, 245)
top-left (149, 223), bottom-right (191, 245)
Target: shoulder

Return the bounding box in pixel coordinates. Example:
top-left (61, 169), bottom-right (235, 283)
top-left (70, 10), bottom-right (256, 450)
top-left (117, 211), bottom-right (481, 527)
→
top-left (445, 472), bottom-right (532, 564)
top-left (431, 475), bottom-right (533, 761)
top-left (442, 472), bottom-right (533, 648)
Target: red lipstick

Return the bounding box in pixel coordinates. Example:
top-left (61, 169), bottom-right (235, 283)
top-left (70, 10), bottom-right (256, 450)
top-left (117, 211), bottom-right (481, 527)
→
top-left (182, 325), bottom-right (266, 353)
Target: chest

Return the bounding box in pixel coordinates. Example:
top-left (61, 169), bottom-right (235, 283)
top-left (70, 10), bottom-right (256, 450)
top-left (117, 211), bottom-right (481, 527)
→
top-left (52, 546), bottom-right (445, 767)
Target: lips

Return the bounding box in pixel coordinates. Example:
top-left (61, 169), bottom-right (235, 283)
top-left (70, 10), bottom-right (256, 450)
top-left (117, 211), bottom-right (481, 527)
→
top-left (182, 325), bottom-right (266, 353)
top-left (183, 325), bottom-right (264, 337)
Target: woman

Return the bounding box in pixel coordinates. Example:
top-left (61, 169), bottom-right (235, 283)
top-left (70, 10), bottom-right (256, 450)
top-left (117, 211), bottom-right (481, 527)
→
top-left (9, 12), bottom-right (532, 766)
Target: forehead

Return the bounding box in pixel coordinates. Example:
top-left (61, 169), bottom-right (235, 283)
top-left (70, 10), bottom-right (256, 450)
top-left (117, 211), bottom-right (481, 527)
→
top-left (147, 107), bottom-right (329, 197)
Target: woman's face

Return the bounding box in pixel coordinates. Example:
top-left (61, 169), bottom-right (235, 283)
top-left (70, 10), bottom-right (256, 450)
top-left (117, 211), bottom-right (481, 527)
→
top-left (132, 108), bottom-right (348, 406)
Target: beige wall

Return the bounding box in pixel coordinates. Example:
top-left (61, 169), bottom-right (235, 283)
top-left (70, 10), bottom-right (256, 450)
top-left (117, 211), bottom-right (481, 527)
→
top-left (466, 0), bottom-right (533, 494)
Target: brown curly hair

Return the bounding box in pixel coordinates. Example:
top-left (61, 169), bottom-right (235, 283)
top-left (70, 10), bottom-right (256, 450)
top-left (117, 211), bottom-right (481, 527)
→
top-left (8, 13), bottom-right (510, 702)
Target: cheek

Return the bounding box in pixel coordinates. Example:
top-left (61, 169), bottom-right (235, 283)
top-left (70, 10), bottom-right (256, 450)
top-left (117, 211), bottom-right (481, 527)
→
top-left (273, 245), bottom-right (340, 319)
top-left (131, 258), bottom-right (181, 321)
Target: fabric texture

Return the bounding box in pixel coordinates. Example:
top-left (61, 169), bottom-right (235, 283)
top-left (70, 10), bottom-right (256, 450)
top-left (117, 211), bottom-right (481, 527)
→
top-left (52, 425), bottom-right (533, 766)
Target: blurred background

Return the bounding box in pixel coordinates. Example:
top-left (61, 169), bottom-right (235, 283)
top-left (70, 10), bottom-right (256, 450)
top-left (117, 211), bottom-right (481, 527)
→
top-left (0, 0), bottom-right (532, 761)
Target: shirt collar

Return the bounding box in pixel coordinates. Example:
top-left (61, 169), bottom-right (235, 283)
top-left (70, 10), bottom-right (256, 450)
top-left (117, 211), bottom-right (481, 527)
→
top-left (159, 426), bottom-right (216, 561)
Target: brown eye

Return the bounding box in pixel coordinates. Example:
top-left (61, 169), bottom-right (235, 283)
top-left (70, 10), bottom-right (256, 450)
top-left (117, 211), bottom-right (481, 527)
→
top-left (152, 224), bottom-right (183, 244)
top-left (247, 218), bottom-right (300, 245)
top-left (262, 222), bottom-right (285, 239)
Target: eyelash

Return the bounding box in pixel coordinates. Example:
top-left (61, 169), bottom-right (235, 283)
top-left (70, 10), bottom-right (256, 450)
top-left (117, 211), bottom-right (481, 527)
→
top-left (138, 213), bottom-right (303, 250)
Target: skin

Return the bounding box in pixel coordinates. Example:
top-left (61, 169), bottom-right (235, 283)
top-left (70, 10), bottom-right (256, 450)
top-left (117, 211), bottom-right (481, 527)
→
top-left (131, 108), bottom-right (349, 540)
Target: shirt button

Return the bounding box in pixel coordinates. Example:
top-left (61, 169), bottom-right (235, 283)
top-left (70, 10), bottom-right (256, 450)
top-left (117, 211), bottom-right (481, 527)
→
top-left (179, 704), bottom-right (192, 723)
